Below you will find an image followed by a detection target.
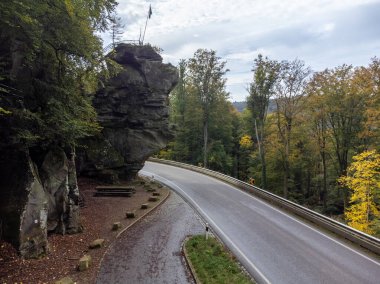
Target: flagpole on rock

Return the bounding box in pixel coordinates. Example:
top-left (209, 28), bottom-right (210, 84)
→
top-left (141, 4), bottom-right (152, 45)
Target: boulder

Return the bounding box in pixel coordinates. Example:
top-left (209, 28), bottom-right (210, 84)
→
top-left (79, 44), bottom-right (178, 180)
top-left (0, 147), bottom-right (48, 258)
top-left (0, 146), bottom-right (82, 258)
top-left (41, 147), bottom-right (69, 233)
top-left (40, 147), bottom-right (81, 234)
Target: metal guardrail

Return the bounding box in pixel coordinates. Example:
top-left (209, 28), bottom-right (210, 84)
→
top-left (148, 157), bottom-right (380, 255)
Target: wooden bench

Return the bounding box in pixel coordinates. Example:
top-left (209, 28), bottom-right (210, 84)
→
top-left (94, 186), bottom-right (136, 197)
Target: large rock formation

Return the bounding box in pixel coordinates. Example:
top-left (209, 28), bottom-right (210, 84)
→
top-left (0, 43), bottom-right (176, 258)
top-left (0, 36), bottom-right (82, 258)
top-left (0, 148), bottom-right (48, 258)
top-left (78, 44), bottom-right (178, 181)
top-left (0, 146), bottom-right (81, 258)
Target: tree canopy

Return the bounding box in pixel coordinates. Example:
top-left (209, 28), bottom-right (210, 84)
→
top-left (162, 54), bottom-right (380, 236)
top-left (0, 0), bottom-right (117, 148)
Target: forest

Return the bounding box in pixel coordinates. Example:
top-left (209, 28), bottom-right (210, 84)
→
top-left (159, 49), bottom-right (380, 236)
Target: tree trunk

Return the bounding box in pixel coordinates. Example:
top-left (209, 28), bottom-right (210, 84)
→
top-left (254, 119), bottom-right (267, 189)
top-left (283, 121), bottom-right (291, 199)
top-left (321, 150), bottom-right (327, 209)
top-left (283, 169), bottom-right (288, 199)
top-left (203, 119), bottom-right (208, 168)
top-left (261, 152), bottom-right (267, 189)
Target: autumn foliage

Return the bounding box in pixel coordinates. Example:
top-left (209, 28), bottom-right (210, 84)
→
top-left (339, 150), bottom-right (380, 235)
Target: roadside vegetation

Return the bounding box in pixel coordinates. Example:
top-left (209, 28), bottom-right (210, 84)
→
top-left (159, 49), bottom-right (380, 237)
top-left (185, 235), bottom-right (254, 284)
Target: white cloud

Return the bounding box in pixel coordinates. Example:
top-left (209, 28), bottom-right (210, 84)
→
top-left (110, 0), bottom-right (380, 101)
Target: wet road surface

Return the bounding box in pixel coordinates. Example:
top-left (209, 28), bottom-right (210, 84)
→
top-left (141, 161), bottom-right (380, 284)
top-left (96, 192), bottom-right (204, 284)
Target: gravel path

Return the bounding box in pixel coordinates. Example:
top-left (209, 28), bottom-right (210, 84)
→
top-left (96, 191), bottom-right (204, 284)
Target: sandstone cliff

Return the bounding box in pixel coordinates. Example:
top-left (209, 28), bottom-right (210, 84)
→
top-left (0, 44), bottom-right (177, 258)
top-left (78, 44), bottom-right (178, 181)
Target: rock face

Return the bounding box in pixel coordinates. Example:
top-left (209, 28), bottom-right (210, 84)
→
top-left (0, 146), bottom-right (81, 258)
top-left (79, 44), bottom-right (178, 181)
top-left (0, 44), bottom-right (176, 258)
top-left (41, 147), bottom-right (81, 235)
top-left (0, 147), bottom-right (48, 258)
top-left (0, 37), bottom-right (82, 258)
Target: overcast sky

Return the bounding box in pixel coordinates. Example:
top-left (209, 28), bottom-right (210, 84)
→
top-left (108, 0), bottom-right (380, 101)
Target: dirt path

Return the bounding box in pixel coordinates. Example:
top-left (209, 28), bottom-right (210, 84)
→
top-left (96, 191), bottom-right (204, 284)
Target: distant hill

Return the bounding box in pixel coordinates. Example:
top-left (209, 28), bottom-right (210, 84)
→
top-left (232, 101), bottom-right (247, 112)
top-left (232, 100), bottom-right (277, 113)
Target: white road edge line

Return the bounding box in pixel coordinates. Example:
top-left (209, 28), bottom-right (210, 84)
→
top-left (140, 170), bottom-right (271, 284)
top-left (144, 163), bottom-right (380, 267)
top-left (214, 176), bottom-right (380, 267)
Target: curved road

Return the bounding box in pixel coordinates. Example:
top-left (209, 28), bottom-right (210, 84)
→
top-left (141, 161), bottom-right (380, 284)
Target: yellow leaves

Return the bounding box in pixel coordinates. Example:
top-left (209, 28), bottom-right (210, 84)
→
top-left (64, 0), bottom-right (74, 17)
top-left (239, 135), bottom-right (253, 149)
top-left (339, 150), bottom-right (380, 235)
top-left (0, 107), bottom-right (11, 115)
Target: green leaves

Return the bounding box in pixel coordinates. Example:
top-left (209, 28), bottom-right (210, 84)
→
top-left (0, 0), bottom-right (116, 147)
top-left (163, 51), bottom-right (236, 173)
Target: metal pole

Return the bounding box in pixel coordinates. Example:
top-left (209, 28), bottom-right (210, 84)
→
top-left (141, 6), bottom-right (151, 45)
top-left (205, 223), bottom-right (209, 240)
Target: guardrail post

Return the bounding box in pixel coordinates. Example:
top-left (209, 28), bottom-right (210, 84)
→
top-left (205, 223), bottom-right (209, 240)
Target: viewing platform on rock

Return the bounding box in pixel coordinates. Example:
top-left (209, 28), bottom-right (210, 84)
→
top-left (94, 186), bottom-right (136, 197)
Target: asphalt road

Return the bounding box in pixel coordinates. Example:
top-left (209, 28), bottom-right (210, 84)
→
top-left (96, 191), bottom-right (204, 284)
top-left (141, 161), bottom-right (380, 284)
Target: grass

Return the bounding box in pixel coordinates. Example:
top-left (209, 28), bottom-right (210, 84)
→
top-left (185, 235), bottom-right (254, 284)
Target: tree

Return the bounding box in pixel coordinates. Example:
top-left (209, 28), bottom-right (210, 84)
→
top-left (171, 59), bottom-right (187, 124)
top-left (247, 54), bottom-right (280, 189)
top-left (274, 59), bottom-right (311, 198)
top-left (359, 58), bottom-right (380, 147)
top-left (0, 0), bottom-right (117, 148)
top-left (339, 150), bottom-right (380, 235)
top-left (321, 65), bottom-right (369, 208)
top-left (187, 49), bottom-right (229, 168)
top-left (110, 13), bottom-right (125, 48)
top-left (307, 71), bottom-right (332, 209)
